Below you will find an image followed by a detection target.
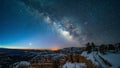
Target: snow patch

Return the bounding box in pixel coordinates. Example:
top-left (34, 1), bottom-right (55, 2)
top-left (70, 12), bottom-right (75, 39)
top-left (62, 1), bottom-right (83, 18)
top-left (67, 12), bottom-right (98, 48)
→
top-left (63, 62), bottom-right (86, 68)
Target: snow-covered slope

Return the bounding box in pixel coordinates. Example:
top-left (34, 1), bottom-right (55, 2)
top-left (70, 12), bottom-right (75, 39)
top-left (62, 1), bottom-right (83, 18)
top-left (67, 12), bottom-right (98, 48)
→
top-left (63, 62), bottom-right (86, 68)
top-left (81, 51), bottom-right (120, 68)
top-left (99, 53), bottom-right (120, 68)
top-left (81, 51), bottom-right (99, 66)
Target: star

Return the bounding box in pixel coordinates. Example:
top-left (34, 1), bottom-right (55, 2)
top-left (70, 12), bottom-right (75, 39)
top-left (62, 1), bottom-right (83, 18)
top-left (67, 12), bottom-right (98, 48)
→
top-left (28, 42), bottom-right (32, 46)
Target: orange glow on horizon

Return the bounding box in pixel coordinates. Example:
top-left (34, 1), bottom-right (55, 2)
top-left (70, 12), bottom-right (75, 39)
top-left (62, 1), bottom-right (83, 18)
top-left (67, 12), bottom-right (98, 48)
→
top-left (50, 47), bottom-right (59, 51)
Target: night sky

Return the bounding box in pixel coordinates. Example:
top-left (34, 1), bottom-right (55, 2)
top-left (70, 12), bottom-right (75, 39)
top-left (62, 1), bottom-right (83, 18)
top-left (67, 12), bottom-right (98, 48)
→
top-left (0, 0), bottom-right (120, 49)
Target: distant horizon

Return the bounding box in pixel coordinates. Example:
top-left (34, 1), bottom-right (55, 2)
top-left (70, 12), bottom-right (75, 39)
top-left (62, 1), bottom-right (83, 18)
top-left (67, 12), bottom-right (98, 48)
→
top-left (0, 46), bottom-right (60, 51)
top-left (0, 42), bottom-right (120, 50)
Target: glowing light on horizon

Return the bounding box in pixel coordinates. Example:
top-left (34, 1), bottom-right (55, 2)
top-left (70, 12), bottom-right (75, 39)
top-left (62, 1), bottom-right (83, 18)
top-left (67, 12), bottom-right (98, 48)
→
top-left (50, 47), bottom-right (59, 51)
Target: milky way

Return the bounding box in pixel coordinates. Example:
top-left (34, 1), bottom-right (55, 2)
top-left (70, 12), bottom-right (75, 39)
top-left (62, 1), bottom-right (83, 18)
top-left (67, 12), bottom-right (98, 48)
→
top-left (20, 0), bottom-right (88, 46)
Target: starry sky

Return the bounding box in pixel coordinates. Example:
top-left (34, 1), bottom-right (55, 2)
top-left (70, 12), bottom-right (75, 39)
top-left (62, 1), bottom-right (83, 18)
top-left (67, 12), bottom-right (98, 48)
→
top-left (0, 0), bottom-right (120, 49)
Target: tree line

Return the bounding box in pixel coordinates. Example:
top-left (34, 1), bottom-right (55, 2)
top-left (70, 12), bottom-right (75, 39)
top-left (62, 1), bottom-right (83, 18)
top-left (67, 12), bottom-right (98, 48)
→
top-left (85, 42), bottom-right (120, 54)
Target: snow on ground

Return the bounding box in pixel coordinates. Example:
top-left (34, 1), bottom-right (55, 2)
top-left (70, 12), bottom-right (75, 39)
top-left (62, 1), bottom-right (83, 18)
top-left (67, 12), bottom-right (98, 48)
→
top-left (81, 51), bottom-right (120, 68)
top-left (81, 51), bottom-right (99, 66)
top-left (63, 62), bottom-right (86, 68)
top-left (81, 51), bottom-right (88, 57)
top-left (13, 61), bottom-right (30, 68)
top-left (19, 61), bottom-right (30, 66)
top-left (99, 53), bottom-right (120, 68)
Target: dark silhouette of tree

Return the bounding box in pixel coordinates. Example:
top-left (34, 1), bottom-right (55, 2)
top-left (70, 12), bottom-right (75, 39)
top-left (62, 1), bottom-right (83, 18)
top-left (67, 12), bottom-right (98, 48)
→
top-left (114, 43), bottom-right (120, 53)
top-left (86, 42), bottom-right (92, 53)
top-left (99, 44), bottom-right (107, 54)
top-left (53, 60), bottom-right (58, 68)
top-left (108, 44), bottom-right (115, 52)
top-left (118, 43), bottom-right (120, 51)
top-left (91, 42), bottom-right (96, 51)
top-left (70, 54), bottom-right (73, 63)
